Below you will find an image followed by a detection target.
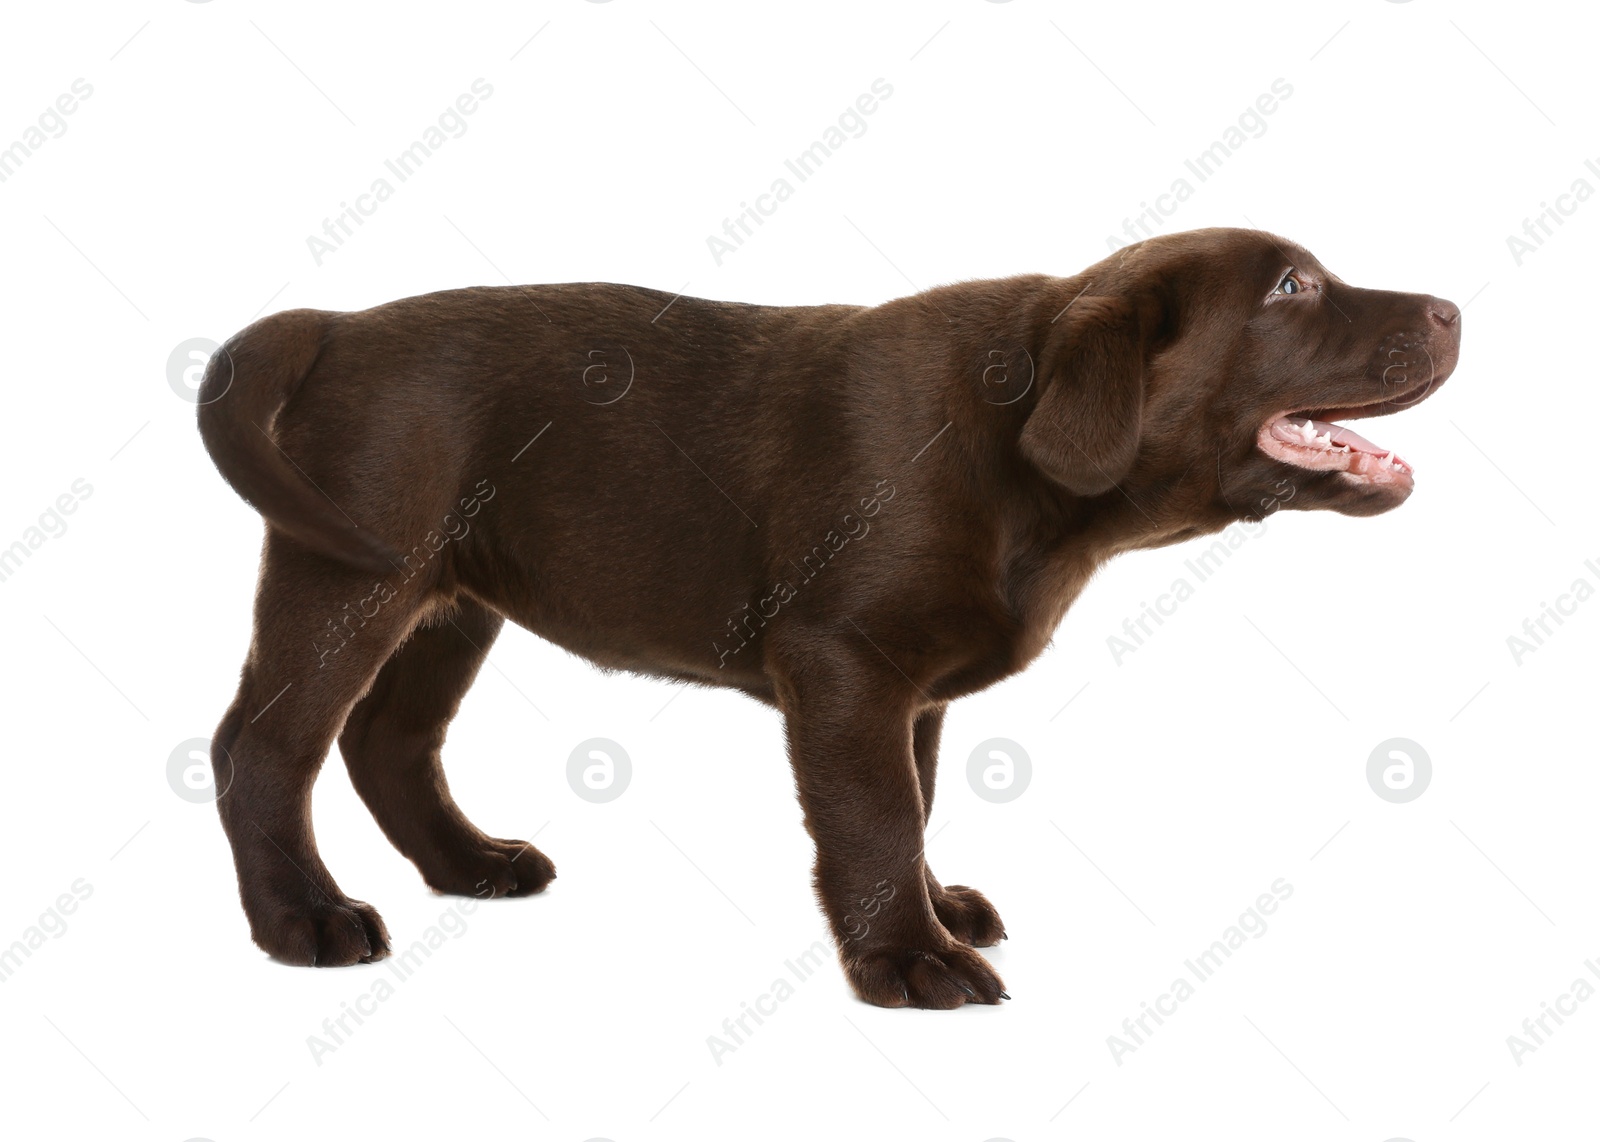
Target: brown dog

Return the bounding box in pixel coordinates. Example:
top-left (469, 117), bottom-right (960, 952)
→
top-left (198, 227), bottom-right (1460, 1007)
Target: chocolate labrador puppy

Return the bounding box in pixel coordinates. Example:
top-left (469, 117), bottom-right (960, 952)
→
top-left (197, 227), bottom-right (1459, 1007)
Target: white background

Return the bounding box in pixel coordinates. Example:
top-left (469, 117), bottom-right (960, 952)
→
top-left (1, 1), bottom-right (1595, 1139)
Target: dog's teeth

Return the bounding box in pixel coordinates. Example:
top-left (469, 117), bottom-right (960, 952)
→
top-left (1317, 431), bottom-right (1332, 448)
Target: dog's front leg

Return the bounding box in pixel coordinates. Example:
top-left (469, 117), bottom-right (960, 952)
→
top-left (778, 659), bottom-right (1007, 1008)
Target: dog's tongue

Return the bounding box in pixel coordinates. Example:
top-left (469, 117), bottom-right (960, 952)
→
top-left (1262, 414), bottom-right (1413, 477)
top-left (1271, 416), bottom-right (1386, 455)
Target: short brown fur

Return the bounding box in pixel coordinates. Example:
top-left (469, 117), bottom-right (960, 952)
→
top-left (199, 228), bottom-right (1460, 1006)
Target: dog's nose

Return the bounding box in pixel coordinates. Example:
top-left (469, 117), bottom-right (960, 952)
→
top-left (1428, 299), bottom-right (1461, 329)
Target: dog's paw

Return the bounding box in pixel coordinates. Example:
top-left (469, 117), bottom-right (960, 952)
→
top-left (930, 883), bottom-right (1006, 948)
top-left (843, 940), bottom-right (1008, 1009)
top-left (421, 837), bottom-right (556, 900)
top-left (252, 898), bottom-right (391, 967)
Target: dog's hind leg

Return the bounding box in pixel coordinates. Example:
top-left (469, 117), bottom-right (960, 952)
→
top-left (212, 535), bottom-right (434, 967)
top-left (336, 597), bottom-right (555, 899)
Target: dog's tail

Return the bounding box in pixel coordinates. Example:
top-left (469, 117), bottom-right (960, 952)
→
top-left (197, 309), bottom-right (402, 573)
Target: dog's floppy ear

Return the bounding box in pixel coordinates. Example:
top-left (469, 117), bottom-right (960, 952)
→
top-left (1018, 293), bottom-right (1151, 497)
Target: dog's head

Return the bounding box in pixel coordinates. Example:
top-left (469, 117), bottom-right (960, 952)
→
top-left (1019, 228), bottom-right (1461, 526)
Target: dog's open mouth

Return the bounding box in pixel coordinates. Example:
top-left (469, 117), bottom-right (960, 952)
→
top-left (1256, 407), bottom-right (1414, 484)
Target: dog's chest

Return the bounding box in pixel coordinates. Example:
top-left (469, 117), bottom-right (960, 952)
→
top-left (987, 545), bottom-right (1102, 679)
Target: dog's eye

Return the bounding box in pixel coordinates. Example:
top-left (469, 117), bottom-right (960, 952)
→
top-left (1276, 273), bottom-right (1301, 295)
